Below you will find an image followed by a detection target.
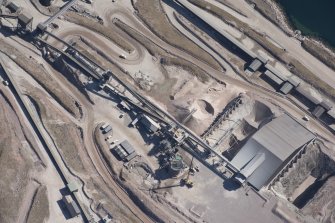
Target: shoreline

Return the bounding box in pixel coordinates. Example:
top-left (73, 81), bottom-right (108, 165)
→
top-left (249, 0), bottom-right (335, 71)
top-left (269, 0), bottom-right (335, 52)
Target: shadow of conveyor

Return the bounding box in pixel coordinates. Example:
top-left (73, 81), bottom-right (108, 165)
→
top-left (162, 0), bottom-right (253, 62)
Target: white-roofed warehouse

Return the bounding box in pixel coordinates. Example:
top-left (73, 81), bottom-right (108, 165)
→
top-left (231, 114), bottom-right (315, 190)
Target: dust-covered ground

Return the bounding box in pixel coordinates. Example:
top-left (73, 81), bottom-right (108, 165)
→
top-left (0, 75), bottom-right (52, 222)
top-left (272, 140), bottom-right (335, 223)
top-left (1, 0), bottom-right (335, 223)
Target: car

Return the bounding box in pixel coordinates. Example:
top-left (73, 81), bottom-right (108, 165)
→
top-left (3, 80), bottom-right (9, 86)
top-left (105, 134), bottom-right (113, 141)
top-left (303, 115), bottom-right (310, 121)
top-left (119, 54), bottom-right (126, 59)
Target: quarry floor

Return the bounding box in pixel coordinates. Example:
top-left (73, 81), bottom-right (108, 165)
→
top-left (0, 0), bottom-right (335, 223)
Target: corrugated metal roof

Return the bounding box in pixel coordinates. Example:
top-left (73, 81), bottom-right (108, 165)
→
top-left (247, 151), bottom-right (283, 190)
top-left (248, 59), bottom-right (262, 72)
top-left (67, 182), bottom-right (78, 192)
top-left (240, 152), bottom-right (265, 177)
top-left (114, 147), bottom-right (127, 159)
top-left (264, 70), bottom-right (284, 85)
top-left (295, 87), bottom-right (321, 105)
top-left (120, 140), bottom-right (135, 155)
top-left (264, 64), bottom-right (288, 81)
top-left (320, 101), bottom-right (333, 111)
top-left (125, 152), bottom-right (137, 162)
top-left (140, 115), bottom-right (160, 132)
top-left (231, 114), bottom-right (315, 190)
top-left (68, 201), bottom-right (80, 217)
top-left (257, 55), bottom-right (268, 64)
top-left (231, 138), bottom-right (283, 190)
top-left (253, 114), bottom-right (315, 160)
top-left (7, 2), bottom-right (19, 12)
top-left (312, 106), bottom-right (326, 118)
top-left (18, 12), bottom-right (33, 25)
top-left (288, 76), bottom-right (300, 87)
top-left (280, 82), bottom-right (294, 94)
top-left (327, 110), bottom-right (335, 119)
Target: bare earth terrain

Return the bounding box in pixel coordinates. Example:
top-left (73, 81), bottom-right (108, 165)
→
top-left (0, 0), bottom-right (335, 223)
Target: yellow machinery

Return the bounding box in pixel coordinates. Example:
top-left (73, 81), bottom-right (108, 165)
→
top-left (181, 157), bottom-right (194, 188)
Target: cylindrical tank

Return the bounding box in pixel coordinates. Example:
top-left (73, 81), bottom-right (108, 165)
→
top-left (168, 154), bottom-right (184, 176)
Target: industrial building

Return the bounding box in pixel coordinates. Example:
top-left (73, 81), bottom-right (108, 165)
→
top-left (102, 124), bottom-right (112, 134)
top-left (62, 195), bottom-right (81, 218)
top-left (312, 101), bottom-right (333, 118)
top-left (295, 87), bottom-right (321, 105)
top-left (112, 140), bottom-right (137, 162)
top-left (231, 114), bottom-right (315, 190)
top-left (263, 70), bottom-right (284, 86)
top-left (67, 182), bottom-right (79, 193)
top-left (279, 82), bottom-right (294, 95)
top-left (6, 2), bottom-right (19, 13)
top-left (247, 59), bottom-right (262, 73)
top-left (138, 114), bottom-right (161, 133)
top-left (17, 12), bottom-right (33, 30)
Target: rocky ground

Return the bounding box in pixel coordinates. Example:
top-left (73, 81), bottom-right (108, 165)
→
top-left (0, 0), bottom-right (335, 222)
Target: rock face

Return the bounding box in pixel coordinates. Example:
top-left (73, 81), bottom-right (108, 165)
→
top-left (272, 141), bottom-right (335, 223)
top-left (302, 176), bottom-right (335, 223)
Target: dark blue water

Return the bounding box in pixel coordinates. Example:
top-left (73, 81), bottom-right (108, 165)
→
top-left (277, 0), bottom-right (335, 48)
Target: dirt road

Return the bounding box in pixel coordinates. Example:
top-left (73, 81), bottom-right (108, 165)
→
top-left (220, 0), bottom-right (335, 88)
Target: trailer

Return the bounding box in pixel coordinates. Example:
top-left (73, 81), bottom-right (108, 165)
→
top-left (100, 123), bottom-right (109, 130)
top-left (102, 125), bottom-right (112, 134)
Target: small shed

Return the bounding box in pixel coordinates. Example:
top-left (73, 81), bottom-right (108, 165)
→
top-left (18, 12), bottom-right (33, 32)
top-left (37, 23), bottom-right (47, 32)
top-left (256, 55), bottom-right (268, 64)
top-left (280, 82), bottom-right (294, 95)
top-left (67, 182), bottom-right (78, 193)
top-left (295, 87), bottom-right (321, 105)
top-left (320, 101), bottom-right (333, 111)
top-left (248, 59), bottom-right (262, 72)
top-left (139, 114), bottom-right (160, 133)
top-left (118, 100), bottom-right (131, 111)
top-left (263, 70), bottom-right (284, 86)
top-left (113, 146), bottom-right (128, 160)
top-left (327, 110), bottom-right (335, 121)
top-left (62, 196), bottom-right (81, 218)
top-left (288, 76), bottom-right (300, 87)
top-left (264, 64), bottom-right (288, 81)
top-left (113, 140), bottom-right (137, 161)
top-left (102, 125), bottom-right (112, 134)
top-left (120, 140), bottom-right (135, 155)
top-left (125, 152), bottom-right (137, 162)
top-left (18, 12), bottom-right (33, 26)
top-left (312, 106), bottom-right (326, 118)
top-left (6, 2), bottom-right (19, 13)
